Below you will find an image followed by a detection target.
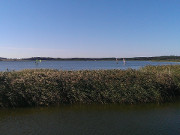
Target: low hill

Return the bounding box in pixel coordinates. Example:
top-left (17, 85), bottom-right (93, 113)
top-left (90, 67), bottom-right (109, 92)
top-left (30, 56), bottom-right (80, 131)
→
top-left (0, 56), bottom-right (180, 61)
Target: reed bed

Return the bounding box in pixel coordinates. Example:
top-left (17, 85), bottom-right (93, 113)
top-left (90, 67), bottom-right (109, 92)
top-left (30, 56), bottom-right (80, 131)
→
top-left (0, 65), bottom-right (180, 107)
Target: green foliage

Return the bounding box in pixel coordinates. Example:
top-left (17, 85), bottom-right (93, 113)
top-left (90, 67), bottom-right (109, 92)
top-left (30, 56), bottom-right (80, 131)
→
top-left (0, 66), bottom-right (180, 107)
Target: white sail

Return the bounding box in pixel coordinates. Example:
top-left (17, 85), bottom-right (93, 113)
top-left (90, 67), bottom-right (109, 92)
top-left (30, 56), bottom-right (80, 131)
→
top-left (123, 58), bottom-right (126, 65)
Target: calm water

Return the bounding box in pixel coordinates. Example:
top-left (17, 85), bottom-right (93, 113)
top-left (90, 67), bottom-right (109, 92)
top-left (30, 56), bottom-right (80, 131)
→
top-left (0, 102), bottom-right (180, 135)
top-left (0, 60), bottom-right (180, 71)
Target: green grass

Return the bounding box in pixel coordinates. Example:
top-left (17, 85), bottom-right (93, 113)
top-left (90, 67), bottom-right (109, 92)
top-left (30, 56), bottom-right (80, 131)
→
top-left (0, 65), bottom-right (180, 107)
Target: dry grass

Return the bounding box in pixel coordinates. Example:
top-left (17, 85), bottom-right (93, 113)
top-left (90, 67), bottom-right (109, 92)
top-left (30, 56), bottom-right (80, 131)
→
top-left (0, 65), bottom-right (180, 107)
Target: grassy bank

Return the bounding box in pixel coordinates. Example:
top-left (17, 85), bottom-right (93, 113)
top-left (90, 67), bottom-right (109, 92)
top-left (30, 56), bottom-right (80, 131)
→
top-left (0, 65), bottom-right (180, 107)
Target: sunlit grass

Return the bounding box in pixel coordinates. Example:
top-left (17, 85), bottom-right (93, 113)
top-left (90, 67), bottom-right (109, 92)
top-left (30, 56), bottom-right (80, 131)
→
top-left (0, 65), bottom-right (180, 107)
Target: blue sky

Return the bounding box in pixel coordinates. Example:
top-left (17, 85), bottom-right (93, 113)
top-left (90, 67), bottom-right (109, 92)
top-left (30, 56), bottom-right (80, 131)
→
top-left (0, 0), bottom-right (180, 58)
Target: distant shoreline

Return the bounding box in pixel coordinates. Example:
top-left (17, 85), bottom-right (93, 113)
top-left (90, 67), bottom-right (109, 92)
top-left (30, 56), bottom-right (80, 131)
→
top-left (1, 56), bottom-right (180, 62)
top-left (1, 60), bottom-right (180, 62)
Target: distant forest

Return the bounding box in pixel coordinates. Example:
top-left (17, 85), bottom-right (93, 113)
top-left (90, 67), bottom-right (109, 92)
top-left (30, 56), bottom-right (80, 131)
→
top-left (0, 56), bottom-right (180, 61)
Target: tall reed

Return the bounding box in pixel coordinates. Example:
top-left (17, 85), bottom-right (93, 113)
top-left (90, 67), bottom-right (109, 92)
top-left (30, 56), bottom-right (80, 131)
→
top-left (0, 65), bottom-right (180, 107)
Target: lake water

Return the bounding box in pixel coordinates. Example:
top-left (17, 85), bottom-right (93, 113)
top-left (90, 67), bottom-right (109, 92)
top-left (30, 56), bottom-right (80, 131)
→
top-left (0, 101), bottom-right (180, 135)
top-left (0, 60), bottom-right (180, 71)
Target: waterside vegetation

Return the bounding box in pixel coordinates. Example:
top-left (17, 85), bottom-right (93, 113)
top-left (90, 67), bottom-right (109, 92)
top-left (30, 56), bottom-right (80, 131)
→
top-left (0, 65), bottom-right (180, 107)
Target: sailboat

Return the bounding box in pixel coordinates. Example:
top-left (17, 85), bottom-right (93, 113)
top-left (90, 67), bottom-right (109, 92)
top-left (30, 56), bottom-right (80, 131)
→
top-left (35, 59), bottom-right (42, 64)
top-left (116, 58), bottom-right (118, 64)
top-left (123, 58), bottom-right (126, 65)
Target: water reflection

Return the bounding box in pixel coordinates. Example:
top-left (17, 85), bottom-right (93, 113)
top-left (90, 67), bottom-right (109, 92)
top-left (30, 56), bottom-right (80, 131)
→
top-left (0, 102), bottom-right (180, 135)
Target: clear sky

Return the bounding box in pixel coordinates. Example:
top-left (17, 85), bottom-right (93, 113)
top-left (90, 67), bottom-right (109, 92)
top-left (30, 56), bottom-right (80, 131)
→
top-left (0, 0), bottom-right (180, 58)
